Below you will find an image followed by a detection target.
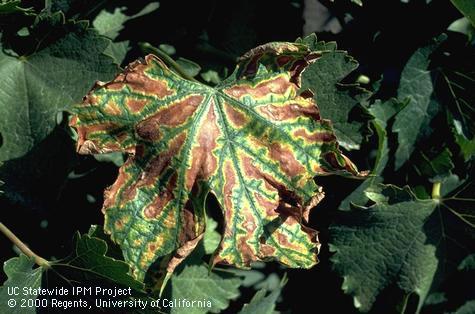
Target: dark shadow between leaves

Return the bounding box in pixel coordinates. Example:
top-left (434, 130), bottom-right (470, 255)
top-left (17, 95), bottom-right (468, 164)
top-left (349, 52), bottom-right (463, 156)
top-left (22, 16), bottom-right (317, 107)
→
top-left (0, 124), bottom-right (77, 211)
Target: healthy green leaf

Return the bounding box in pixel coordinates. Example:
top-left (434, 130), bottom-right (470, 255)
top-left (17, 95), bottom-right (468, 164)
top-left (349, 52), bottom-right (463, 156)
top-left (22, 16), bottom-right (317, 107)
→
top-left (70, 42), bottom-right (360, 280)
top-left (368, 99), bottom-right (406, 174)
top-left (159, 44), bottom-right (176, 56)
top-left (170, 265), bottom-right (241, 314)
top-left (330, 185), bottom-right (444, 312)
top-left (300, 35), bottom-right (370, 150)
top-left (254, 273), bottom-right (281, 291)
top-left (0, 234), bottom-right (149, 312)
top-left (104, 40), bottom-right (130, 66)
top-left (0, 254), bottom-right (42, 314)
top-left (440, 173), bottom-right (465, 196)
top-left (203, 216), bottom-right (220, 255)
top-left (200, 70), bottom-right (222, 85)
top-left (0, 0), bottom-right (33, 15)
top-left (92, 3), bottom-right (159, 67)
top-left (425, 292), bottom-right (448, 306)
top-left (453, 120), bottom-right (475, 161)
top-left (432, 34), bottom-right (475, 162)
top-left (416, 148), bottom-right (455, 179)
top-left (393, 37), bottom-right (441, 169)
top-left (239, 282), bottom-right (283, 314)
top-left (458, 254), bottom-right (475, 271)
top-left (448, 17), bottom-right (475, 40)
top-left (453, 300), bottom-right (475, 314)
top-left (61, 233), bottom-right (144, 290)
top-left (222, 269), bottom-right (266, 288)
top-left (450, 0), bottom-right (475, 27)
top-left (339, 99), bottom-right (405, 210)
top-left (0, 15), bottom-right (118, 162)
top-left (93, 3), bottom-right (159, 40)
top-left (176, 57), bottom-right (201, 78)
top-left (439, 54), bottom-right (475, 162)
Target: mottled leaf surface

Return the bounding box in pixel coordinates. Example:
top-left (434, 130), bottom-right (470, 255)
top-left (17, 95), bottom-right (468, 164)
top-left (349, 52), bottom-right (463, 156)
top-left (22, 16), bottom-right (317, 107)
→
top-left (71, 42), bottom-right (359, 280)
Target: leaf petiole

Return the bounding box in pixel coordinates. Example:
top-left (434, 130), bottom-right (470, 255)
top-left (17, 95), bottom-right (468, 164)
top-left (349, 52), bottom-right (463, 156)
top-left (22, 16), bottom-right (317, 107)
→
top-left (0, 222), bottom-right (50, 268)
top-left (432, 181), bottom-right (441, 200)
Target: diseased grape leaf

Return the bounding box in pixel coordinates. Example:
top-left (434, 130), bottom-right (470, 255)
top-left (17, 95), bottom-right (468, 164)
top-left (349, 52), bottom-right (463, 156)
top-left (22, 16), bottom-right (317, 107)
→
top-left (170, 265), bottom-right (241, 314)
top-left (300, 34), bottom-right (371, 151)
top-left (0, 254), bottom-right (42, 314)
top-left (70, 41), bottom-right (360, 280)
top-left (330, 184), bottom-right (472, 312)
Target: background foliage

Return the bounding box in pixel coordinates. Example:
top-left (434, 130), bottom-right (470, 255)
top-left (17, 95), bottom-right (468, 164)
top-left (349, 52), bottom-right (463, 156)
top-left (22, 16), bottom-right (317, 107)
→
top-left (0, 0), bottom-right (474, 313)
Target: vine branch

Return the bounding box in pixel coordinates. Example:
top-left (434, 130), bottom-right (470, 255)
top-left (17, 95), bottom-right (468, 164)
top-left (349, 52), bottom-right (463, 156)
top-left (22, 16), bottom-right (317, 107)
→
top-left (0, 222), bottom-right (50, 268)
top-left (139, 42), bottom-right (199, 83)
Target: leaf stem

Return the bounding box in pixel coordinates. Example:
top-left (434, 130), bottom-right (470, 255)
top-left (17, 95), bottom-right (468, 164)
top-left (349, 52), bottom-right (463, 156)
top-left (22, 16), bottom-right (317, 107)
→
top-left (0, 222), bottom-right (50, 268)
top-left (432, 181), bottom-right (441, 200)
top-left (139, 42), bottom-right (199, 83)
